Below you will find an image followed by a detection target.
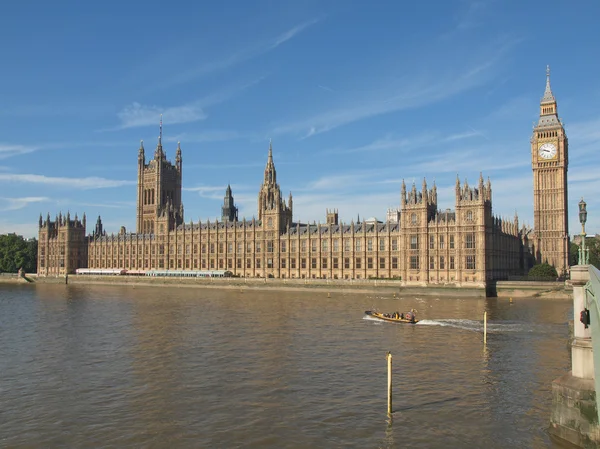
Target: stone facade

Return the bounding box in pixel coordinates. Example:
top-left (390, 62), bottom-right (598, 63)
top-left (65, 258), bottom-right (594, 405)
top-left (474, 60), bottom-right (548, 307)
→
top-left (531, 66), bottom-right (570, 276)
top-left (39, 72), bottom-right (573, 284)
top-left (37, 139), bottom-right (529, 285)
top-left (37, 212), bottom-right (87, 276)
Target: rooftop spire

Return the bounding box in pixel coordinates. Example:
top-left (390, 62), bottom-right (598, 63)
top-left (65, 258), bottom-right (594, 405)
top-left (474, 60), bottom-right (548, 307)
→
top-left (542, 65), bottom-right (555, 103)
top-left (159, 114), bottom-right (163, 144)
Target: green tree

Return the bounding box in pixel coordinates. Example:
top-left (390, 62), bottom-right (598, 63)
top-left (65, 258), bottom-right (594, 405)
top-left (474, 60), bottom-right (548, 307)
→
top-left (570, 238), bottom-right (600, 270)
top-left (528, 262), bottom-right (558, 279)
top-left (0, 234), bottom-right (37, 273)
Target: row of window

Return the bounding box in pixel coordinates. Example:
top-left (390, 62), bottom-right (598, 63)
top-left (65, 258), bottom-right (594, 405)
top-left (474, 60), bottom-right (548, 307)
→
top-left (88, 255), bottom-right (477, 271)
top-left (87, 233), bottom-right (477, 257)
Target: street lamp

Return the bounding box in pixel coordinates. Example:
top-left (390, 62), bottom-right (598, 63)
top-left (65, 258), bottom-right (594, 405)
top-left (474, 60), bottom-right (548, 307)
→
top-left (579, 198), bottom-right (589, 265)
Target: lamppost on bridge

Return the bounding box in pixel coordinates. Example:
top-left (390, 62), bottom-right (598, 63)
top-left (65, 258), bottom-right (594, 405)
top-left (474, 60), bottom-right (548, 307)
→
top-left (578, 198), bottom-right (589, 265)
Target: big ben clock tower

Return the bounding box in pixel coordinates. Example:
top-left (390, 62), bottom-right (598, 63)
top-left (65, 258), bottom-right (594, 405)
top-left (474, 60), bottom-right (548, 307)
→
top-left (531, 66), bottom-right (569, 275)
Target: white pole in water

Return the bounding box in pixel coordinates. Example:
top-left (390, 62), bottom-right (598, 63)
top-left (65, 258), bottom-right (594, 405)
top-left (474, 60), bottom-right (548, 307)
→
top-left (387, 352), bottom-right (393, 415)
top-left (484, 311), bottom-right (487, 345)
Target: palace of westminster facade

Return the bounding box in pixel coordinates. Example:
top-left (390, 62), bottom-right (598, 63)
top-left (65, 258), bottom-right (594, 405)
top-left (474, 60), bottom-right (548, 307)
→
top-left (37, 69), bottom-right (570, 285)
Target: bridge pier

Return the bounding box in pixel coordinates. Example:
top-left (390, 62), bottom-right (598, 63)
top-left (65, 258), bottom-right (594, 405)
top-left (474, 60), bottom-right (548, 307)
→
top-left (550, 265), bottom-right (600, 447)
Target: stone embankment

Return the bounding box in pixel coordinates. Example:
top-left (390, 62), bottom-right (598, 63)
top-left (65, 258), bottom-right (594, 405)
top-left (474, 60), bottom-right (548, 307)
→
top-left (0, 274), bottom-right (572, 298)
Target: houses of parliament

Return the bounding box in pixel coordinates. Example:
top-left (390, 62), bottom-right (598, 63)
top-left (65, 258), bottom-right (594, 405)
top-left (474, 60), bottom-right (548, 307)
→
top-left (37, 68), bottom-right (570, 285)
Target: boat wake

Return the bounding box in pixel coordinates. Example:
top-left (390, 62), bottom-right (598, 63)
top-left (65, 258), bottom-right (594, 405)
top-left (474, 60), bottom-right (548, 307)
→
top-left (416, 319), bottom-right (540, 333)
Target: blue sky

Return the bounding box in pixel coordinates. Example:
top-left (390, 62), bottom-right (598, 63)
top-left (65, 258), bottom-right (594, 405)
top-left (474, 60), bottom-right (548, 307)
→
top-left (1, 0), bottom-right (599, 239)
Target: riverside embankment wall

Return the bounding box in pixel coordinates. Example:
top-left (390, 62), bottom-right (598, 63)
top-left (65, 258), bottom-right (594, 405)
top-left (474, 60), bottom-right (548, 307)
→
top-left (0, 274), bottom-right (572, 299)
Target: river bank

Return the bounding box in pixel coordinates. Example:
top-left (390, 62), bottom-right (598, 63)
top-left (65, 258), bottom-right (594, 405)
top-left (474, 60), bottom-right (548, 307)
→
top-left (0, 274), bottom-right (572, 298)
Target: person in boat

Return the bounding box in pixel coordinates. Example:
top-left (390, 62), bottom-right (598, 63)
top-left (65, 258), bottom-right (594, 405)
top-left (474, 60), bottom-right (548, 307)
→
top-left (404, 309), bottom-right (417, 323)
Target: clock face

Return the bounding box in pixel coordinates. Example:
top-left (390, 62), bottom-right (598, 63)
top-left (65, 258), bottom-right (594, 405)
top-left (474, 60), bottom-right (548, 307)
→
top-left (538, 142), bottom-right (557, 159)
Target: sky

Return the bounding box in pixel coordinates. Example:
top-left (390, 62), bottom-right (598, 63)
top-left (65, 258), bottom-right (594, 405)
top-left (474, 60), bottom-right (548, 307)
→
top-left (1, 0), bottom-right (599, 239)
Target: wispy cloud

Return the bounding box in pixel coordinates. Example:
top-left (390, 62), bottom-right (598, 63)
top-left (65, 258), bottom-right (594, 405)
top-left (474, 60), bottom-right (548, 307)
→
top-left (0, 196), bottom-right (50, 212)
top-left (165, 130), bottom-right (241, 144)
top-left (325, 130), bottom-right (482, 155)
top-left (55, 200), bottom-right (136, 210)
top-left (0, 143), bottom-right (41, 160)
top-left (271, 52), bottom-right (511, 138)
top-left (317, 85), bottom-right (335, 93)
top-left (116, 102), bottom-right (207, 129)
top-left (151, 18), bottom-right (322, 91)
top-left (0, 173), bottom-right (135, 189)
top-left (109, 76), bottom-right (266, 131)
top-left (568, 116), bottom-right (600, 157)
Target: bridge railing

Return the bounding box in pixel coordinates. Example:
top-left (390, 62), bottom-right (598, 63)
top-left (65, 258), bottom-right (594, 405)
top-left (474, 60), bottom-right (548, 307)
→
top-left (585, 265), bottom-right (600, 424)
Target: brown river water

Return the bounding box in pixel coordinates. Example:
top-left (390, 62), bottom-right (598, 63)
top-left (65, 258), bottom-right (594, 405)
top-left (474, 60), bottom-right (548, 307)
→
top-left (0, 284), bottom-right (572, 448)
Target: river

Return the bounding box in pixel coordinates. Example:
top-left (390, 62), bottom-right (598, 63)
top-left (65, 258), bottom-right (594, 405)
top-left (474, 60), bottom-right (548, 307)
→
top-left (0, 284), bottom-right (572, 448)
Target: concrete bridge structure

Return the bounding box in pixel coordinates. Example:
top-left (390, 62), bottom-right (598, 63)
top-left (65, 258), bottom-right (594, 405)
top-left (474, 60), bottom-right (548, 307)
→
top-left (550, 259), bottom-right (600, 447)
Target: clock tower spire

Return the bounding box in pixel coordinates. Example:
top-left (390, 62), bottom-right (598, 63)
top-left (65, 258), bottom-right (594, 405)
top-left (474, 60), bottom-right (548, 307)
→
top-left (531, 65), bottom-right (569, 276)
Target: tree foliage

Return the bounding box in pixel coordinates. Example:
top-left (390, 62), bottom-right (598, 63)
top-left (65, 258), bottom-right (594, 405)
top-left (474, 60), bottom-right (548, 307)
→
top-left (570, 238), bottom-right (600, 270)
top-left (528, 262), bottom-right (558, 279)
top-left (0, 234), bottom-right (37, 274)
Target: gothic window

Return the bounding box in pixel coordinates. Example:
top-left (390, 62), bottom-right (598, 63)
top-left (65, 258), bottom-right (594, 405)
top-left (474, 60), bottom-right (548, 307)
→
top-left (322, 240), bottom-right (328, 252)
top-left (311, 258), bottom-right (317, 269)
top-left (281, 258), bottom-right (286, 269)
top-left (344, 258), bottom-right (350, 269)
top-left (440, 256), bottom-right (445, 269)
top-left (430, 256), bottom-right (435, 270)
top-left (301, 258), bottom-right (306, 269)
top-left (228, 259), bottom-right (233, 269)
top-left (281, 241), bottom-right (287, 253)
top-left (356, 240), bottom-right (361, 252)
top-left (466, 234), bottom-right (475, 249)
top-left (246, 259), bottom-right (251, 269)
top-left (466, 255), bottom-right (476, 270)
top-left (291, 258), bottom-right (296, 269)
top-left (333, 239), bottom-right (339, 252)
top-left (219, 243), bottom-right (224, 253)
top-left (219, 259), bottom-right (224, 269)
top-left (237, 243), bottom-right (242, 253)
top-left (267, 241), bottom-right (274, 253)
top-left (466, 210), bottom-right (473, 221)
top-left (439, 236), bottom-right (445, 249)
top-left (379, 258), bottom-right (385, 269)
top-left (159, 245), bottom-right (164, 255)
top-left (410, 235), bottom-right (419, 250)
top-left (291, 241), bottom-right (296, 252)
top-left (345, 240), bottom-right (351, 252)
top-left (379, 239), bottom-right (385, 251)
top-left (301, 241), bottom-right (307, 252)
top-left (333, 258), bottom-right (339, 269)
top-left (312, 240), bottom-right (317, 252)
top-left (322, 258), bottom-right (327, 269)
top-left (410, 256), bottom-right (419, 270)
top-left (237, 259), bottom-right (242, 269)
top-left (450, 235), bottom-right (455, 249)
top-left (256, 242), bottom-right (261, 253)
top-left (411, 213), bottom-right (417, 225)
top-left (247, 242), bottom-right (252, 253)
top-left (367, 238), bottom-right (373, 251)
top-left (429, 235), bottom-right (435, 249)
top-left (367, 257), bottom-right (373, 269)
top-left (186, 245), bottom-right (191, 255)
top-left (227, 243), bottom-right (232, 253)
top-left (392, 238), bottom-right (398, 251)
top-left (450, 256), bottom-right (455, 270)
top-left (392, 257), bottom-right (398, 269)
top-left (356, 258), bottom-right (362, 269)
top-left (256, 259), bottom-right (261, 269)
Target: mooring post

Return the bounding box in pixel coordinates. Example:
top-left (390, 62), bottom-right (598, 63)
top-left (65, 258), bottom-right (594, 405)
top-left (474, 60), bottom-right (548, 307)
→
top-left (387, 351), bottom-right (392, 415)
top-left (484, 311), bottom-right (487, 344)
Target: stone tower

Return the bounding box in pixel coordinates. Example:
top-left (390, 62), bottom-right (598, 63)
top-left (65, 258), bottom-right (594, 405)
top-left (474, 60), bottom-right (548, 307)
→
top-left (257, 140), bottom-right (293, 232)
top-left (531, 66), bottom-right (569, 275)
top-left (136, 116), bottom-right (184, 234)
top-left (221, 184), bottom-right (238, 222)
